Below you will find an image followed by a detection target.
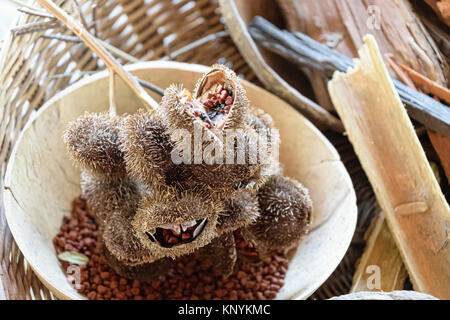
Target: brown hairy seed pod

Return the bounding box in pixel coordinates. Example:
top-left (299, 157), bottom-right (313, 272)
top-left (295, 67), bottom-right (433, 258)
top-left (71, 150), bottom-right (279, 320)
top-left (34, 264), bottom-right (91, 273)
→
top-left (101, 210), bottom-right (154, 267)
top-left (119, 109), bottom-right (182, 186)
top-left (244, 108), bottom-right (282, 178)
top-left (159, 65), bottom-right (266, 192)
top-left (196, 232), bottom-right (237, 277)
top-left (193, 63), bottom-right (249, 130)
top-left (100, 242), bottom-right (173, 281)
top-left (63, 112), bottom-right (125, 178)
top-left (243, 175), bottom-right (312, 256)
top-left (80, 171), bottom-right (141, 224)
top-left (185, 126), bottom-right (264, 191)
top-left (132, 185), bottom-right (224, 261)
top-left (217, 188), bottom-right (260, 234)
top-left (160, 64), bottom-right (249, 134)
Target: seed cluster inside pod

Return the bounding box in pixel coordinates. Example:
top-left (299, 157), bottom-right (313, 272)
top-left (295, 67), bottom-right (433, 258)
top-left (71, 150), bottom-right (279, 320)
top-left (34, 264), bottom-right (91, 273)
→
top-left (149, 219), bottom-right (208, 247)
top-left (179, 82), bottom-right (233, 130)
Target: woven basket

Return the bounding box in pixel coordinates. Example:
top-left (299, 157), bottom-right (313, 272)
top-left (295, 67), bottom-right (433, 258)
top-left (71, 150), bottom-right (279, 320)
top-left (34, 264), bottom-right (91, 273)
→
top-left (0, 0), bottom-right (377, 300)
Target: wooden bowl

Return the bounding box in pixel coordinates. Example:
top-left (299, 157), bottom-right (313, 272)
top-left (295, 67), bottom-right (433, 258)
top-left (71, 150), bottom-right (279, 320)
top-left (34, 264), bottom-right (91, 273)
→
top-left (3, 61), bottom-right (356, 300)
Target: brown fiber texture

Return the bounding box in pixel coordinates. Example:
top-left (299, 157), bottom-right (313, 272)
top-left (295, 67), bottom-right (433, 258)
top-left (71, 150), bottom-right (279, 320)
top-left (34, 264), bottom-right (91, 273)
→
top-left (243, 175), bottom-right (312, 256)
top-left (63, 113), bottom-right (126, 179)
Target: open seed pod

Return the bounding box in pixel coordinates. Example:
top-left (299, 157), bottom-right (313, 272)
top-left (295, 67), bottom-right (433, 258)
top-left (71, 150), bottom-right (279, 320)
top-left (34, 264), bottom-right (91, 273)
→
top-left (193, 63), bottom-right (249, 130)
top-left (131, 185), bottom-right (223, 261)
top-left (63, 113), bottom-right (126, 179)
top-left (242, 175), bottom-right (312, 257)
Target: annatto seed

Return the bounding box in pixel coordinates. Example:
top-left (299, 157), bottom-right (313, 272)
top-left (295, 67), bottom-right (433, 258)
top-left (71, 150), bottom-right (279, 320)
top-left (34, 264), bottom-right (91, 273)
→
top-left (225, 96), bottom-right (233, 105)
top-left (56, 196), bottom-right (289, 300)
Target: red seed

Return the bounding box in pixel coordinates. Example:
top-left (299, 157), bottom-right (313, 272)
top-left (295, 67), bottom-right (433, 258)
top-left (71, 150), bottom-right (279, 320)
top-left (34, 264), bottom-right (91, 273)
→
top-left (97, 285), bottom-right (108, 294)
top-left (181, 233), bottom-right (191, 241)
top-left (225, 96), bottom-right (233, 105)
top-left (167, 236), bottom-right (179, 244)
top-left (216, 84), bottom-right (223, 93)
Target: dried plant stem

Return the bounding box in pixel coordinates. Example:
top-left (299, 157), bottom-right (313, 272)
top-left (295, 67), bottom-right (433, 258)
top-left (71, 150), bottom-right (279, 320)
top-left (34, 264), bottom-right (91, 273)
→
top-left (11, 20), bottom-right (60, 36)
top-left (17, 7), bottom-right (53, 19)
top-left (40, 34), bottom-right (80, 43)
top-left (109, 71), bottom-right (117, 116)
top-left (73, 0), bottom-right (88, 31)
top-left (399, 63), bottom-right (450, 104)
top-left (138, 79), bottom-right (165, 96)
top-left (35, 0), bottom-right (158, 111)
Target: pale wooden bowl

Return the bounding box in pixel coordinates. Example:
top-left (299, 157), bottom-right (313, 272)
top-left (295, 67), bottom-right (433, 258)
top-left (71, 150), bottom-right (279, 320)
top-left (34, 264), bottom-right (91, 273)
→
top-left (3, 61), bottom-right (356, 300)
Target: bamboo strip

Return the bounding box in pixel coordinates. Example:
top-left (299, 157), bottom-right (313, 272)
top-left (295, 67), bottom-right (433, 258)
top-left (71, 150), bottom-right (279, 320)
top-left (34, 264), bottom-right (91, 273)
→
top-left (351, 213), bottom-right (407, 293)
top-left (328, 35), bottom-right (450, 299)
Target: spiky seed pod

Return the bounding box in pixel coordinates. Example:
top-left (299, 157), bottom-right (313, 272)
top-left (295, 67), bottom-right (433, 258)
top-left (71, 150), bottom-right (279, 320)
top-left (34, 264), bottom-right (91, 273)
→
top-left (185, 126), bottom-right (264, 192)
top-left (132, 186), bottom-right (223, 261)
top-left (196, 232), bottom-right (237, 277)
top-left (217, 188), bottom-right (260, 234)
top-left (243, 175), bottom-right (312, 255)
top-left (244, 108), bottom-right (282, 178)
top-left (80, 171), bottom-right (141, 224)
top-left (63, 112), bottom-right (125, 178)
top-left (100, 238), bottom-right (173, 281)
top-left (119, 109), bottom-right (177, 186)
top-left (193, 63), bottom-right (249, 130)
top-left (101, 210), bottom-right (153, 266)
top-left (159, 84), bottom-right (191, 133)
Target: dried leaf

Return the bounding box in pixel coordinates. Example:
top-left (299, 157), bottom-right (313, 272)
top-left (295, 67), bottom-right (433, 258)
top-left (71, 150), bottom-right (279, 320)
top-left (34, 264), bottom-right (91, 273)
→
top-left (57, 251), bottom-right (89, 265)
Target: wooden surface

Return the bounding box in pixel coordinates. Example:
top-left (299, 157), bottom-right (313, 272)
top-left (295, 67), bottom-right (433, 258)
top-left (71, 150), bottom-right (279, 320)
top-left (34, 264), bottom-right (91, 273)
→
top-left (276, 0), bottom-right (447, 85)
top-left (2, 61), bottom-right (357, 300)
top-left (329, 35), bottom-right (450, 299)
top-left (351, 213), bottom-right (407, 292)
top-left (219, 0), bottom-right (343, 132)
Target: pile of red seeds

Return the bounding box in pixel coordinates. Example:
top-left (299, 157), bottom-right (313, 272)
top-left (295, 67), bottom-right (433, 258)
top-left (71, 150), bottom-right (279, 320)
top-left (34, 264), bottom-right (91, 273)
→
top-left (54, 196), bottom-right (288, 300)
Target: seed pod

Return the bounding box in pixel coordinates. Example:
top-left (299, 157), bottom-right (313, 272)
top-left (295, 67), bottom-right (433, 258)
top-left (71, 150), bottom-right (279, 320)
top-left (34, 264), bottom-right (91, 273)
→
top-left (119, 109), bottom-right (176, 186)
top-left (243, 175), bottom-right (312, 255)
top-left (187, 127), bottom-right (264, 192)
top-left (80, 171), bottom-right (141, 225)
top-left (63, 112), bottom-right (125, 178)
top-left (217, 188), bottom-right (260, 234)
top-left (132, 186), bottom-right (223, 261)
top-left (244, 108), bottom-right (281, 178)
top-left (193, 64), bottom-right (249, 130)
top-left (100, 239), bottom-right (173, 281)
top-left (196, 232), bottom-right (237, 278)
top-left (101, 210), bottom-right (152, 266)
